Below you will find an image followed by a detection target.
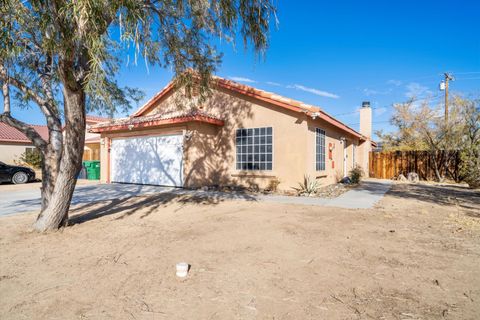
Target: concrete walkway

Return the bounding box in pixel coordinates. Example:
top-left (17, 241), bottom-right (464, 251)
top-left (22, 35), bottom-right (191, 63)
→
top-left (257, 179), bottom-right (392, 209)
top-left (323, 179), bottom-right (393, 209)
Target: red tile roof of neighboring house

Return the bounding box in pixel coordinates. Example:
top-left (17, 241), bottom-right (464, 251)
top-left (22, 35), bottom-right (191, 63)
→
top-left (131, 75), bottom-right (368, 140)
top-left (0, 122), bottom-right (49, 143)
top-left (89, 110), bottom-right (224, 133)
top-left (86, 115), bottom-right (111, 123)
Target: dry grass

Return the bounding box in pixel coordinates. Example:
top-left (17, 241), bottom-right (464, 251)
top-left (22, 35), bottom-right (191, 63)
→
top-left (0, 183), bottom-right (479, 319)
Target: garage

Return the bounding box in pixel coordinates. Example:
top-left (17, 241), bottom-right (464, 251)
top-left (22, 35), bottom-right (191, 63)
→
top-left (110, 134), bottom-right (184, 187)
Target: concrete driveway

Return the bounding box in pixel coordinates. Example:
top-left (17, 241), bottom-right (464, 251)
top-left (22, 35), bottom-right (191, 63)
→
top-left (0, 183), bottom-right (175, 216)
top-left (0, 179), bottom-right (392, 217)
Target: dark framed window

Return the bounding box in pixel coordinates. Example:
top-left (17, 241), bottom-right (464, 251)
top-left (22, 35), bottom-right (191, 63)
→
top-left (352, 144), bottom-right (356, 166)
top-left (236, 127), bottom-right (273, 171)
top-left (315, 128), bottom-right (326, 171)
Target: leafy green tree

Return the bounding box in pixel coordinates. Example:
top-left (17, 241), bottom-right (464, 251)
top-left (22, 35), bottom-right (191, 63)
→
top-left (17, 148), bottom-right (42, 169)
top-left (0, 0), bottom-right (276, 231)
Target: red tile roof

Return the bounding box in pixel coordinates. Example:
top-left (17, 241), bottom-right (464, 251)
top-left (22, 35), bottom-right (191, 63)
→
top-left (131, 75), bottom-right (367, 140)
top-left (86, 115), bottom-right (111, 123)
top-left (89, 110), bottom-right (224, 133)
top-left (0, 122), bottom-right (49, 143)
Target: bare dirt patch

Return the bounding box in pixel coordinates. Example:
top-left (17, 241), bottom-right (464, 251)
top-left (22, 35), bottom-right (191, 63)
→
top-left (0, 183), bottom-right (479, 319)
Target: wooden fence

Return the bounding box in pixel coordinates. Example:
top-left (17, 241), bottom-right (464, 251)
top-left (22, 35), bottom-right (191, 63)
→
top-left (369, 150), bottom-right (462, 181)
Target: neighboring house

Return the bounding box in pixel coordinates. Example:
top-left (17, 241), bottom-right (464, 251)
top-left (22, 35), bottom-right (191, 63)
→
top-left (0, 122), bottom-right (48, 165)
top-left (90, 76), bottom-right (375, 191)
top-left (83, 115), bottom-right (111, 161)
top-left (1, 115), bottom-right (109, 166)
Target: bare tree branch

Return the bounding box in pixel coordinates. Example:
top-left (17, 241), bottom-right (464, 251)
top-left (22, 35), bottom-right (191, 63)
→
top-left (0, 113), bottom-right (47, 150)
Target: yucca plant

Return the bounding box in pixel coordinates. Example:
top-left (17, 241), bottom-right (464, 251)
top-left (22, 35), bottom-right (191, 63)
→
top-left (293, 175), bottom-right (320, 196)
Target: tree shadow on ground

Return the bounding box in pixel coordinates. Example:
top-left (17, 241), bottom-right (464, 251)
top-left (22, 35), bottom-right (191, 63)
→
top-left (68, 189), bottom-right (257, 225)
top-left (386, 183), bottom-right (480, 218)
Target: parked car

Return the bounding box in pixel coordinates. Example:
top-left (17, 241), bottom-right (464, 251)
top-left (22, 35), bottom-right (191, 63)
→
top-left (0, 161), bottom-right (36, 184)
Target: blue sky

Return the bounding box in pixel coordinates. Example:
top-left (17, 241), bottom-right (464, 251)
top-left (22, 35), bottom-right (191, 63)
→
top-left (6, 0), bottom-right (480, 139)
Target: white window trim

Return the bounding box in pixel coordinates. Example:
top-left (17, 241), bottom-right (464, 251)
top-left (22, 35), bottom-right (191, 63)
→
top-left (315, 127), bottom-right (326, 171)
top-left (235, 126), bottom-right (274, 171)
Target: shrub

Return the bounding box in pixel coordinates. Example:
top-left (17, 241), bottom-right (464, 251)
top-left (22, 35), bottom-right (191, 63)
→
top-left (460, 146), bottom-right (480, 189)
top-left (459, 100), bottom-right (480, 188)
top-left (349, 165), bottom-right (364, 184)
top-left (293, 175), bottom-right (320, 196)
top-left (265, 178), bottom-right (281, 193)
top-left (16, 149), bottom-right (42, 169)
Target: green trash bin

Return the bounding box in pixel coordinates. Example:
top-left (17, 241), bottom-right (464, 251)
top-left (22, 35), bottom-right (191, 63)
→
top-left (83, 160), bottom-right (100, 180)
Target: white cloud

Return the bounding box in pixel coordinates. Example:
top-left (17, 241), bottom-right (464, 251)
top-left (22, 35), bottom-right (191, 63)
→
top-left (405, 82), bottom-right (432, 98)
top-left (229, 76), bottom-right (257, 83)
top-left (387, 79), bottom-right (402, 86)
top-left (288, 84), bottom-right (340, 99)
top-left (363, 88), bottom-right (392, 96)
top-left (266, 81), bottom-right (282, 87)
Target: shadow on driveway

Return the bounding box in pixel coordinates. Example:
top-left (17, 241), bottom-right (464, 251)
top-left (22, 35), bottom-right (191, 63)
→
top-left (69, 189), bottom-right (258, 225)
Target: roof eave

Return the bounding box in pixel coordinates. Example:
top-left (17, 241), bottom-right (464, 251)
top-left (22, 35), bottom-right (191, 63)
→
top-left (0, 139), bottom-right (32, 144)
top-left (89, 115), bottom-right (224, 133)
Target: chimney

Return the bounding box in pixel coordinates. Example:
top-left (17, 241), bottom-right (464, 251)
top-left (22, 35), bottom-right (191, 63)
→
top-left (359, 101), bottom-right (372, 139)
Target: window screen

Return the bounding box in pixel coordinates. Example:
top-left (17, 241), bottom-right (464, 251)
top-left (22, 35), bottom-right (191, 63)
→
top-left (236, 127), bottom-right (273, 171)
top-left (316, 128), bottom-right (326, 171)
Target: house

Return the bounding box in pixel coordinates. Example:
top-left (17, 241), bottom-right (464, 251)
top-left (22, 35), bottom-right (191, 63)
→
top-left (1, 115), bottom-right (109, 166)
top-left (90, 76), bottom-right (374, 191)
top-left (0, 122), bottom-right (49, 165)
top-left (83, 115), bottom-right (111, 161)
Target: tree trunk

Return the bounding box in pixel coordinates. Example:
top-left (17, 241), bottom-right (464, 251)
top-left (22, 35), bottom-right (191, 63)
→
top-left (39, 117), bottom-right (63, 211)
top-left (33, 86), bottom-right (86, 231)
top-left (39, 149), bottom-right (60, 211)
top-left (431, 150), bottom-right (443, 182)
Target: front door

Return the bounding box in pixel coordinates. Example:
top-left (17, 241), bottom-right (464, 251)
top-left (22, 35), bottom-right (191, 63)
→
top-left (343, 139), bottom-right (348, 177)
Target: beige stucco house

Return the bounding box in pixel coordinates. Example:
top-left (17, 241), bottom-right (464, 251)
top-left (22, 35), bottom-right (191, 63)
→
top-left (0, 123), bottom-right (48, 165)
top-left (90, 76), bottom-right (374, 191)
top-left (83, 115), bottom-right (111, 161)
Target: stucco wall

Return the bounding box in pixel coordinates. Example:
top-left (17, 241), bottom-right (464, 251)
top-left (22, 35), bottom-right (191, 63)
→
top-left (84, 143), bottom-right (101, 161)
top-left (0, 143), bottom-right (32, 165)
top-left (99, 86), bottom-right (364, 191)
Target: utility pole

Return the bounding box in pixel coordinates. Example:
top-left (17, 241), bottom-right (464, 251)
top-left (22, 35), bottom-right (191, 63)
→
top-left (440, 73), bottom-right (454, 125)
top-left (439, 72), bottom-right (454, 181)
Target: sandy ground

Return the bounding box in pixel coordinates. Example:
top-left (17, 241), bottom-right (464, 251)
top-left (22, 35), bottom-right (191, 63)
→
top-left (0, 183), bottom-right (479, 320)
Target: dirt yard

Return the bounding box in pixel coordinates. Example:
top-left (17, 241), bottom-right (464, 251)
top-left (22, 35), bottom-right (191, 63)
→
top-left (1, 183), bottom-right (479, 319)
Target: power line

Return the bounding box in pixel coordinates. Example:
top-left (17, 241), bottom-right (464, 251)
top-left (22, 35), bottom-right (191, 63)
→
top-left (452, 71), bottom-right (480, 75)
top-left (455, 77), bottom-right (480, 80)
top-left (346, 120), bottom-right (391, 126)
top-left (331, 93), bottom-right (443, 118)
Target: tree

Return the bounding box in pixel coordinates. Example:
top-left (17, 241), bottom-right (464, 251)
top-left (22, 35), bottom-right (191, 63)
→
top-left (0, 0), bottom-right (276, 231)
top-left (376, 96), bottom-right (472, 182)
top-left (458, 98), bottom-right (480, 188)
top-left (17, 148), bottom-right (43, 169)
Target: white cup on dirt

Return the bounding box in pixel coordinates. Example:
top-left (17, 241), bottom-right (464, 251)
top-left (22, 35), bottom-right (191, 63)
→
top-left (176, 262), bottom-right (189, 278)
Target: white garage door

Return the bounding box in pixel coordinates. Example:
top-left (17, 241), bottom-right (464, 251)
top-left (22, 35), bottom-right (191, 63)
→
top-left (110, 134), bottom-right (184, 187)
